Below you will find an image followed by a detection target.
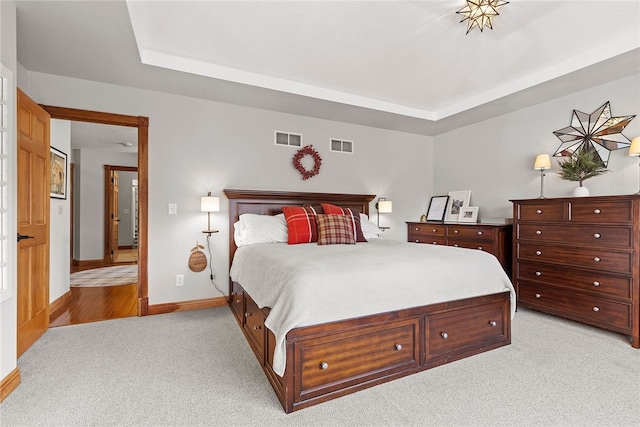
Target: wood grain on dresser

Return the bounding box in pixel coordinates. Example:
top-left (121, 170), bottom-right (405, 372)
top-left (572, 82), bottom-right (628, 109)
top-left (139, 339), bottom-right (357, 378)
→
top-left (511, 195), bottom-right (640, 348)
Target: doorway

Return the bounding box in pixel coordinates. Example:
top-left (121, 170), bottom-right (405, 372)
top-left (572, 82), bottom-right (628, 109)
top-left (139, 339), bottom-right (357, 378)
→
top-left (42, 106), bottom-right (149, 326)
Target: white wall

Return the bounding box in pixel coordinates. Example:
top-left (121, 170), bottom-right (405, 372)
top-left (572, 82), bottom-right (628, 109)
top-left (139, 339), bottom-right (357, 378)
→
top-left (24, 71), bottom-right (434, 305)
top-left (49, 120), bottom-right (71, 303)
top-left (434, 74), bottom-right (640, 220)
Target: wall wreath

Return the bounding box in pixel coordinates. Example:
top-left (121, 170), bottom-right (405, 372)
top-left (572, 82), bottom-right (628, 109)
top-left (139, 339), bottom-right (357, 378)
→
top-left (292, 145), bottom-right (322, 180)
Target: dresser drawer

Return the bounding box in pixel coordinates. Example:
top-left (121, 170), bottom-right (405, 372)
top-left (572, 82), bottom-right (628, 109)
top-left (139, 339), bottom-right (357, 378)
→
top-left (448, 238), bottom-right (495, 254)
top-left (517, 243), bottom-right (632, 273)
top-left (517, 224), bottom-right (633, 248)
top-left (446, 225), bottom-right (493, 240)
top-left (517, 261), bottom-right (632, 299)
top-left (408, 224), bottom-right (446, 244)
top-left (425, 301), bottom-right (507, 361)
top-left (570, 200), bottom-right (633, 223)
top-left (518, 282), bottom-right (632, 332)
top-left (517, 202), bottom-right (564, 222)
top-left (295, 318), bottom-right (419, 401)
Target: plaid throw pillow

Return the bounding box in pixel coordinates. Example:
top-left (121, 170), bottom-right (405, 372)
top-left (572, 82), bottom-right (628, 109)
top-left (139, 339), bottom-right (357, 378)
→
top-left (320, 203), bottom-right (367, 242)
top-left (316, 214), bottom-right (356, 245)
top-left (282, 205), bottom-right (319, 244)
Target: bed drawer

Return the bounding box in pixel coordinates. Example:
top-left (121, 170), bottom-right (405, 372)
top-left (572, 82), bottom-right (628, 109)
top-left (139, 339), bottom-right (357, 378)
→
top-left (518, 282), bottom-right (632, 332)
top-left (425, 301), bottom-right (507, 362)
top-left (244, 295), bottom-right (265, 362)
top-left (294, 318), bottom-right (420, 402)
top-left (230, 281), bottom-right (244, 325)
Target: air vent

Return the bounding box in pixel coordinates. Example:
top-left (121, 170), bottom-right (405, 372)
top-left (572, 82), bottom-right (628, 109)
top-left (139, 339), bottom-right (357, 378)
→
top-left (275, 131), bottom-right (302, 147)
top-left (330, 139), bottom-right (353, 153)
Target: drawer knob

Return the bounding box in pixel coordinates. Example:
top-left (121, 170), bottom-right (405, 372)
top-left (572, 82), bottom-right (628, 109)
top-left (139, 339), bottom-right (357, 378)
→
top-left (593, 233), bottom-right (601, 239)
top-left (432, 228), bottom-right (437, 232)
top-left (535, 250), bottom-right (542, 256)
top-left (415, 227), bottom-right (419, 231)
top-left (593, 281), bottom-right (600, 287)
top-left (536, 209), bottom-right (543, 214)
top-left (477, 231), bottom-right (483, 235)
top-left (245, 312), bottom-right (251, 317)
top-left (454, 230), bottom-right (459, 234)
top-left (594, 209), bottom-right (601, 214)
top-left (415, 240), bottom-right (420, 243)
top-left (535, 293), bottom-right (541, 299)
top-left (489, 321), bottom-right (497, 327)
top-left (432, 241), bottom-right (438, 245)
top-left (235, 299), bottom-right (242, 304)
top-left (592, 306), bottom-right (600, 312)
top-left (454, 244), bottom-right (459, 247)
top-left (395, 344), bottom-right (403, 351)
top-left (477, 246), bottom-right (483, 250)
top-left (535, 271), bottom-right (542, 276)
top-left (253, 325), bottom-right (261, 330)
top-left (535, 230), bottom-right (542, 235)
top-left (441, 332), bottom-right (449, 339)
top-left (593, 257), bottom-right (601, 262)
top-left (320, 362), bottom-right (329, 370)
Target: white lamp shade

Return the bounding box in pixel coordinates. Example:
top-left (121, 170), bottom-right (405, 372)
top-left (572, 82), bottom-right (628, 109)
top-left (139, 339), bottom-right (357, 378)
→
top-left (378, 200), bottom-right (393, 213)
top-left (201, 195), bottom-right (220, 213)
top-left (534, 154), bottom-right (551, 170)
top-left (629, 137), bottom-right (640, 157)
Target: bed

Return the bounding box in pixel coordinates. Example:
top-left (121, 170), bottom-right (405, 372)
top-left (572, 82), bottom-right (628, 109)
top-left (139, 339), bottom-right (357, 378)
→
top-left (225, 189), bottom-right (514, 413)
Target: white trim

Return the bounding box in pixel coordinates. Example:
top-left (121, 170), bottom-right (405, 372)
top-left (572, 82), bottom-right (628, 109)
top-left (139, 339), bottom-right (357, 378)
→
top-left (0, 63), bottom-right (13, 302)
top-left (329, 138), bottom-right (354, 154)
top-left (274, 130), bottom-right (302, 147)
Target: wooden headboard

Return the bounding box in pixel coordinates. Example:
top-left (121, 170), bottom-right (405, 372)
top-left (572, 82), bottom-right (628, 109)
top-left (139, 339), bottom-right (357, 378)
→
top-left (223, 189), bottom-right (375, 263)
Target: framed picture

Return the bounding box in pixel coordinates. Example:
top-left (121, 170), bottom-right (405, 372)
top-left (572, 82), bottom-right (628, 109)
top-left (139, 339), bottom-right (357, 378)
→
top-left (426, 195), bottom-right (449, 221)
top-left (458, 206), bottom-right (479, 223)
top-left (50, 146), bottom-right (67, 199)
top-left (445, 190), bottom-right (471, 222)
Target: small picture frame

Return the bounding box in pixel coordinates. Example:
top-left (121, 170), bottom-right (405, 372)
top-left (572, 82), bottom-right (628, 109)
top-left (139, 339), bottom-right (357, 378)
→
top-left (426, 195), bottom-right (449, 221)
top-left (445, 190), bottom-right (471, 222)
top-left (458, 206), bottom-right (479, 223)
top-left (50, 146), bottom-right (67, 200)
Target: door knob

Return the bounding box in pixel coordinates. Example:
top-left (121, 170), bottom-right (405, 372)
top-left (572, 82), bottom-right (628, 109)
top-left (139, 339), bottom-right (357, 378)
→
top-left (17, 233), bottom-right (35, 242)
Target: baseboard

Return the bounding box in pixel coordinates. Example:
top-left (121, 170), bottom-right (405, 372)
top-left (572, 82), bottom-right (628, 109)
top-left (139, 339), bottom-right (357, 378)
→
top-left (0, 368), bottom-right (21, 402)
top-left (74, 258), bottom-right (106, 268)
top-left (147, 296), bottom-right (227, 315)
top-left (50, 290), bottom-right (73, 319)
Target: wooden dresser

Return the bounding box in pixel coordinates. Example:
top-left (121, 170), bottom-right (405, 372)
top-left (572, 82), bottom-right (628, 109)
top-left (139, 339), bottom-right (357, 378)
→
top-left (406, 222), bottom-right (512, 276)
top-left (511, 195), bottom-right (640, 348)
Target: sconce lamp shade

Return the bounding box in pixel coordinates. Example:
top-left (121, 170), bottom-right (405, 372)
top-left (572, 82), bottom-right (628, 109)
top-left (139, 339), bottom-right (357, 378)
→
top-left (377, 200), bottom-right (393, 213)
top-left (534, 154), bottom-right (551, 170)
top-left (629, 137), bottom-right (640, 157)
top-left (201, 194), bottom-right (220, 212)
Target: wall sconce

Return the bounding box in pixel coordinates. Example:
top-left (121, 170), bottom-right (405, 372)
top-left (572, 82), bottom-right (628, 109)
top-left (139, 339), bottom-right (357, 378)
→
top-left (375, 197), bottom-right (393, 230)
top-left (534, 154), bottom-right (551, 199)
top-left (201, 192), bottom-right (220, 235)
top-left (629, 137), bottom-right (640, 194)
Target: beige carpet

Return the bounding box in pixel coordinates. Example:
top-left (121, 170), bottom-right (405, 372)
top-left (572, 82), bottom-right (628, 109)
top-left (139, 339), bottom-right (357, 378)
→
top-left (70, 265), bottom-right (137, 287)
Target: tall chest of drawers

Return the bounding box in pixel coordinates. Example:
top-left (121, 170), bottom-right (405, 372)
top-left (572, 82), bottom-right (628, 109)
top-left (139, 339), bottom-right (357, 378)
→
top-left (511, 195), bottom-right (640, 347)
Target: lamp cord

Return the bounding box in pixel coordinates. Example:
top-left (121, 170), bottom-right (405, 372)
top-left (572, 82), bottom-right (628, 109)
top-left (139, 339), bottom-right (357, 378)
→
top-left (206, 233), bottom-right (224, 295)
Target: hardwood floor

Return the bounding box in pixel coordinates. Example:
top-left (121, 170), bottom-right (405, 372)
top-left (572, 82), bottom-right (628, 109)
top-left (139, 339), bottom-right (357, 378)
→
top-left (50, 283), bottom-right (138, 328)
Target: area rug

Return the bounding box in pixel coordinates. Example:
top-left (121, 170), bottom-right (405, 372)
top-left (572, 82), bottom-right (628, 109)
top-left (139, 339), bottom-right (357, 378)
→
top-left (70, 265), bottom-right (137, 287)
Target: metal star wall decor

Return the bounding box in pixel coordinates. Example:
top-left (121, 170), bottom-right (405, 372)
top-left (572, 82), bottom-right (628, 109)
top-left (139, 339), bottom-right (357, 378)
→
top-left (456, 0), bottom-right (509, 34)
top-left (552, 101), bottom-right (636, 167)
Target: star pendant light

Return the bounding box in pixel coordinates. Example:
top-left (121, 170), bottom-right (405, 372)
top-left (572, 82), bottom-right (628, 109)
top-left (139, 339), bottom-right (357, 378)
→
top-left (552, 101), bottom-right (636, 168)
top-left (456, 0), bottom-right (509, 34)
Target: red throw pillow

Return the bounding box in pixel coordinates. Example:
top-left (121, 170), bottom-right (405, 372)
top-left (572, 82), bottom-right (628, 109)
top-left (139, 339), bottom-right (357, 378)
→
top-left (281, 206), bottom-right (319, 244)
top-left (320, 203), bottom-right (367, 242)
top-left (316, 214), bottom-right (356, 245)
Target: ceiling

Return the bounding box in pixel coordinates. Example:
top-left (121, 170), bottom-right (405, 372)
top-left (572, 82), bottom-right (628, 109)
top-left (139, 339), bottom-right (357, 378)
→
top-left (15, 0), bottom-right (640, 145)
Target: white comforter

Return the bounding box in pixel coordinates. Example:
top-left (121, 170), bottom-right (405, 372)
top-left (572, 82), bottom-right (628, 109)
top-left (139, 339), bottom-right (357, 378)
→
top-left (230, 239), bottom-right (516, 376)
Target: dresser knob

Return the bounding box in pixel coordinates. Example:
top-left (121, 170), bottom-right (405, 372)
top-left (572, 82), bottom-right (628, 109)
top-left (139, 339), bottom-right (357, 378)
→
top-left (535, 293), bottom-right (541, 299)
top-left (415, 240), bottom-right (420, 243)
top-left (477, 247), bottom-right (483, 250)
top-left (432, 228), bottom-right (437, 232)
top-left (441, 332), bottom-right (449, 339)
top-left (536, 209), bottom-right (543, 214)
top-left (593, 233), bottom-right (601, 239)
top-left (454, 244), bottom-right (459, 247)
top-left (535, 271), bottom-right (542, 276)
top-left (415, 227), bottom-right (419, 231)
top-left (432, 242), bottom-right (438, 245)
top-left (454, 230), bottom-right (459, 234)
top-left (593, 257), bottom-right (601, 262)
top-left (535, 250), bottom-right (542, 256)
top-left (593, 281), bottom-right (600, 287)
top-left (477, 231), bottom-right (483, 235)
top-left (535, 230), bottom-right (542, 235)
top-left (594, 209), bottom-right (601, 214)
top-left (489, 321), bottom-right (497, 327)
top-left (395, 344), bottom-right (403, 351)
top-left (592, 306), bottom-right (600, 312)
top-left (320, 362), bottom-right (329, 370)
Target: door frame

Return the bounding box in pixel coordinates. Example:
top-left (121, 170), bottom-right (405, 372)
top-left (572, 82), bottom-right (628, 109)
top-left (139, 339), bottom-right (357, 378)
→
top-left (104, 165), bottom-right (137, 266)
top-left (41, 105), bottom-right (149, 315)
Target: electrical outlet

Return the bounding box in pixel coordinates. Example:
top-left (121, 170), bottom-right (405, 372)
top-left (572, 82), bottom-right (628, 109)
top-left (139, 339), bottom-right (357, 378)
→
top-left (168, 203), bottom-right (177, 215)
top-left (175, 274), bottom-right (184, 287)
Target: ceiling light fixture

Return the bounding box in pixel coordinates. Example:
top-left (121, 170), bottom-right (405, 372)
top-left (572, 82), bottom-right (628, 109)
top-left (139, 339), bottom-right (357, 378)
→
top-left (456, 0), bottom-right (509, 34)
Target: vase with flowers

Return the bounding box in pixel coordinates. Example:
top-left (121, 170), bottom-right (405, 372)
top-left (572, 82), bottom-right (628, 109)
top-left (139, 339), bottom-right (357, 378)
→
top-left (557, 146), bottom-right (608, 196)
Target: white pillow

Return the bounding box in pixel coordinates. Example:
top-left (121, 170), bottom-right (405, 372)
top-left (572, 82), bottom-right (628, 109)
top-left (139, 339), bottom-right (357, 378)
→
top-left (233, 213), bottom-right (288, 246)
top-left (360, 213), bottom-right (383, 239)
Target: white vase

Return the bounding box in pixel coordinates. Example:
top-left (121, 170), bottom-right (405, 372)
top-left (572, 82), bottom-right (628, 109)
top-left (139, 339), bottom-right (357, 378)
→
top-left (573, 186), bottom-right (590, 197)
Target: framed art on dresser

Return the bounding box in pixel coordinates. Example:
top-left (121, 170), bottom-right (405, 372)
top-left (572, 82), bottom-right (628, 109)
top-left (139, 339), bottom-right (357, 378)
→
top-left (458, 206), bottom-right (479, 223)
top-left (445, 190), bottom-right (471, 222)
top-left (426, 195), bottom-right (449, 221)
